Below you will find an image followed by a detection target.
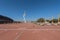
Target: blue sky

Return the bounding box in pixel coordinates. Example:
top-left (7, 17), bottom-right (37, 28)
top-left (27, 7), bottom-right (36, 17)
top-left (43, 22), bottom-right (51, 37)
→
top-left (0, 0), bottom-right (60, 21)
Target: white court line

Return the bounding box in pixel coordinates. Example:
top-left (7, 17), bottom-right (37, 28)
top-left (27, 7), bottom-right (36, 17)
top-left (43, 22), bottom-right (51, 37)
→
top-left (0, 30), bottom-right (8, 34)
top-left (14, 32), bottom-right (23, 40)
top-left (0, 29), bottom-right (60, 30)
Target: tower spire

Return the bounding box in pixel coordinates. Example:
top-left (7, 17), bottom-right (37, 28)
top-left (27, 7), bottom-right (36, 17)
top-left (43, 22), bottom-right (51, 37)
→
top-left (23, 11), bottom-right (26, 23)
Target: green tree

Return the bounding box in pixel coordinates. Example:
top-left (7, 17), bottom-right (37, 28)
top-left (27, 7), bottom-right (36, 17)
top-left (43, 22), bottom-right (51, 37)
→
top-left (51, 19), bottom-right (58, 23)
top-left (37, 18), bottom-right (45, 23)
top-left (58, 17), bottom-right (60, 22)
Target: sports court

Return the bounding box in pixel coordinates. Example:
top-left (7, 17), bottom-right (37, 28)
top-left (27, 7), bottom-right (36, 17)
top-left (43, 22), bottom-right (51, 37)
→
top-left (0, 23), bottom-right (60, 40)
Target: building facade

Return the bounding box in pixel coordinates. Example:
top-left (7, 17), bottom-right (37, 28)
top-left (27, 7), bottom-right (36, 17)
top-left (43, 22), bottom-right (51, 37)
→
top-left (0, 15), bottom-right (14, 24)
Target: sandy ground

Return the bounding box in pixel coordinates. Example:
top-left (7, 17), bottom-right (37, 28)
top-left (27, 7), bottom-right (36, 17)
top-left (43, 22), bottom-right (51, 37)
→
top-left (0, 23), bottom-right (60, 40)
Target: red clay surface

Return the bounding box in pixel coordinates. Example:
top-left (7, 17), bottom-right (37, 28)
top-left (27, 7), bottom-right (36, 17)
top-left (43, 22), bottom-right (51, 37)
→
top-left (0, 23), bottom-right (60, 40)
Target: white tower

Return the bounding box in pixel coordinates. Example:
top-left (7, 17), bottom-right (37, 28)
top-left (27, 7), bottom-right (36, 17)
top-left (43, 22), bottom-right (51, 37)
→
top-left (23, 11), bottom-right (26, 23)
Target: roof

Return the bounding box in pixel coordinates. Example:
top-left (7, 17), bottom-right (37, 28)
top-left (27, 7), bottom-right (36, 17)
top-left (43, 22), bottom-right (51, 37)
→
top-left (0, 15), bottom-right (13, 21)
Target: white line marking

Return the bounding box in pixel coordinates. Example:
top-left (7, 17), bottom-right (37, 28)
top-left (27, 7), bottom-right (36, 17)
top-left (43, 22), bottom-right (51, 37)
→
top-left (0, 29), bottom-right (60, 30)
top-left (14, 32), bottom-right (23, 40)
